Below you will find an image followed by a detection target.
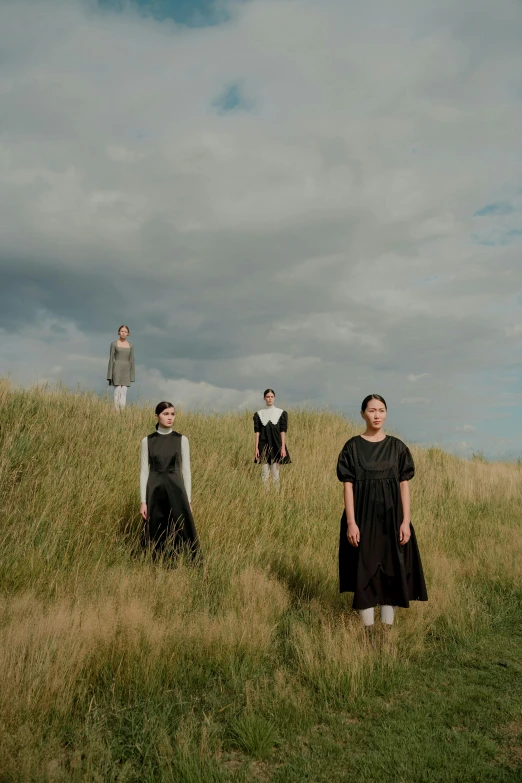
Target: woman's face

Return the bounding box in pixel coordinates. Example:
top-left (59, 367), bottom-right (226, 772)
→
top-left (156, 407), bottom-right (175, 428)
top-left (119, 327), bottom-right (129, 340)
top-left (264, 392), bottom-right (275, 407)
top-left (361, 399), bottom-right (387, 429)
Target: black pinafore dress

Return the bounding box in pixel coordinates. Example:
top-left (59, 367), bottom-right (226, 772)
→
top-left (145, 431), bottom-right (200, 558)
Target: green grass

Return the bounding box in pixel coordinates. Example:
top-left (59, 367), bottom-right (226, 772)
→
top-left (0, 381), bottom-right (521, 781)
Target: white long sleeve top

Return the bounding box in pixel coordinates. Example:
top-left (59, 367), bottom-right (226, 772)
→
top-left (140, 426), bottom-right (191, 504)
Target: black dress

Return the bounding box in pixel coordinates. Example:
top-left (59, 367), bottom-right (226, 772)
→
top-left (145, 431), bottom-right (200, 558)
top-left (253, 407), bottom-right (291, 465)
top-left (337, 435), bottom-right (427, 610)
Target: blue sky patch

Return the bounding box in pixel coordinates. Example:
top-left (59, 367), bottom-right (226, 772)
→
top-left (471, 229), bottom-right (522, 247)
top-left (474, 202), bottom-right (515, 217)
top-left (212, 82), bottom-right (252, 113)
top-left (97, 0), bottom-right (231, 28)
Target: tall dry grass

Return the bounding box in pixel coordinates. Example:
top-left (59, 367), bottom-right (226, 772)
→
top-left (0, 378), bottom-right (521, 779)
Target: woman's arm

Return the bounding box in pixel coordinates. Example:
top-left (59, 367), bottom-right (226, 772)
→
top-left (280, 411), bottom-right (288, 458)
top-left (139, 437), bottom-right (149, 519)
top-left (130, 343), bottom-right (135, 383)
top-left (253, 413), bottom-right (261, 460)
top-left (344, 482), bottom-right (360, 547)
top-left (399, 480), bottom-right (411, 545)
top-left (107, 342), bottom-right (115, 382)
top-left (181, 436), bottom-right (192, 504)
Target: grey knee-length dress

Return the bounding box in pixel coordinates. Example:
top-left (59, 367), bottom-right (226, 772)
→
top-left (107, 342), bottom-right (135, 387)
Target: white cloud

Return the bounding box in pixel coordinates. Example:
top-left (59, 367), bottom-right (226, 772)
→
top-left (142, 370), bottom-right (260, 411)
top-left (504, 324), bottom-right (522, 338)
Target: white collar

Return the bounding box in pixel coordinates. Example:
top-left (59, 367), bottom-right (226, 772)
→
top-left (157, 426), bottom-right (173, 435)
top-left (257, 406), bottom-right (283, 425)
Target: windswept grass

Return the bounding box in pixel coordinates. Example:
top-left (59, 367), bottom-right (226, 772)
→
top-left (0, 379), bottom-right (520, 781)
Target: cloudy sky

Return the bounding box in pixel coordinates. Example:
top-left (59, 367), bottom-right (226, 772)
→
top-left (1, 0), bottom-right (522, 458)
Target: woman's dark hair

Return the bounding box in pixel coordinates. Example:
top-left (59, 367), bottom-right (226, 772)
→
top-left (361, 394), bottom-right (387, 412)
top-left (263, 388), bottom-right (275, 397)
top-left (154, 401), bottom-right (175, 430)
top-left (118, 324), bottom-right (130, 334)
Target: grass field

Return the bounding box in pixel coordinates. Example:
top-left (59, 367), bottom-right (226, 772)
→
top-left (0, 379), bottom-right (521, 782)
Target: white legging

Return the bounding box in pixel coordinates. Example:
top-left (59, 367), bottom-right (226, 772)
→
top-left (359, 606), bottom-right (395, 626)
top-left (261, 462), bottom-right (280, 486)
top-left (113, 385), bottom-right (128, 410)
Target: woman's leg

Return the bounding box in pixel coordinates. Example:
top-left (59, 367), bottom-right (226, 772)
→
top-left (359, 607), bottom-right (375, 626)
top-left (113, 385), bottom-right (121, 410)
top-left (380, 605), bottom-right (395, 625)
top-left (119, 385), bottom-right (128, 409)
top-left (271, 462), bottom-right (280, 489)
top-left (261, 463), bottom-right (270, 485)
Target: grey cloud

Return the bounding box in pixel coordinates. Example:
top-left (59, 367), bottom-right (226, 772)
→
top-left (1, 0), bottom-right (522, 457)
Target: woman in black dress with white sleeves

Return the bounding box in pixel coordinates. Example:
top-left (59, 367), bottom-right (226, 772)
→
top-left (140, 401), bottom-right (200, 559)
top-left (337, 395), bottom-right (427, 632)
top-left (253, 389), bottom-right (291, 488)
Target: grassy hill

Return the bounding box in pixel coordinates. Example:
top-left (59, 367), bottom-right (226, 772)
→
top-left (0, 380), bottom-right (520, 782)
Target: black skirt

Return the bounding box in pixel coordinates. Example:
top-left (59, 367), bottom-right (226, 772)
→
top-left (337, 435), bottom-right (427, 610)
top-left (145, 431), bottom-right (200, 558)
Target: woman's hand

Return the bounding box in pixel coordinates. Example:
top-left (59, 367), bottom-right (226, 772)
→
top-left (347, 522), bottom-right (360, 547)
top-left (399, 520), bottom-right (411, 545)
top-left (140, 503), bottom-right (148, 521)
top-left (280, 446), bottom-right (287, 459)
top-left (255, 448), bottom-right (260, 461)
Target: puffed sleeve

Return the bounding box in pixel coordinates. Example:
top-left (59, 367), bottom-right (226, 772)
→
top-left (399, 444), bottom-right (415, 482)
top-left (337, 439), bottom-right (356, 483)
top-left (279, 411), bottom-right (288, 432)
top-left (253, 412), bottom-right (261, 433)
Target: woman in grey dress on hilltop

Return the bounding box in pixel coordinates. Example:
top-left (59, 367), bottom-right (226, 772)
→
top-left (107, 325), bottom-right (135, 410)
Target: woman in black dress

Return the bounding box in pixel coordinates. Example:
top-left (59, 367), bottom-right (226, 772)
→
top-left (140, 401), bottom-right (200, 559)
top-left (253, 389), bottom-right (291, 488)
top-left (337, 395), bottom-right (427, 630)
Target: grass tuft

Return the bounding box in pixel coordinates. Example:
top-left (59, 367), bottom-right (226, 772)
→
top-left (227, 714), bottom-right (278, 759)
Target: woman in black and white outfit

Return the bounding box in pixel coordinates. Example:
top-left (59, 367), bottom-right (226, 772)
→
top-left (253, 389), bottom-right (291, 488)
top-left (140, 401), bottom-right (200, 558)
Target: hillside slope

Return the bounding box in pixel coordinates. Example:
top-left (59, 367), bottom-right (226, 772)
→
top-left (0, 381), bottom-right (521, 782)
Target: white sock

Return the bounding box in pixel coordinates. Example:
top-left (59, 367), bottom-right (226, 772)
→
top-left (359, 607), bottom-right (375, 627)
top-left (380, 605), bottom-right (395, 625)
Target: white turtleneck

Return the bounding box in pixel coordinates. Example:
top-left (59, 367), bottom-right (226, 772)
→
top-left (140, 427), bottom-right (191, 504)
top-left (256, 406), bottom-right (284, 426)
